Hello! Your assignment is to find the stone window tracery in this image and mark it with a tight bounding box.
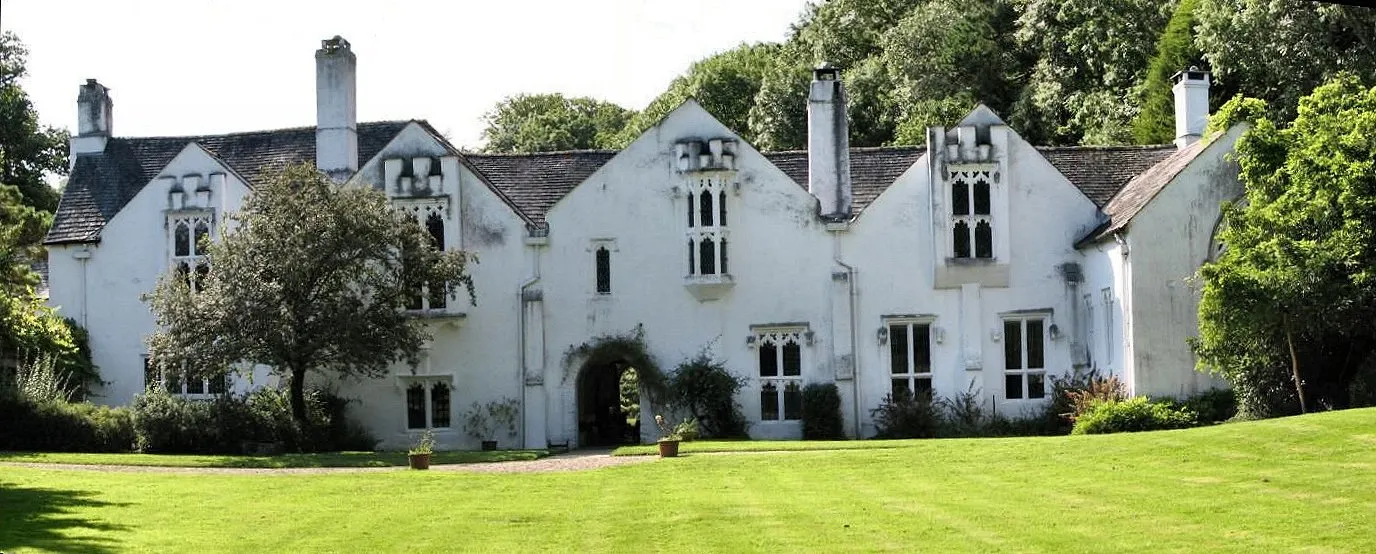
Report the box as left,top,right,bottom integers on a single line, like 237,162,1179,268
686,176,730,278
168,213,213,292
950,169,994,259
395,198,450,312
755,328,804,421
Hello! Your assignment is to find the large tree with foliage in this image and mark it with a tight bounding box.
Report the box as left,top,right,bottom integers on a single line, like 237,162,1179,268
0,32,68,213
146,164,477,424
479,93,633,153
1194,75,1376,417
1131,0,1203,144
1014,0,1173,145
1195,0,1376,125
614,43,779,147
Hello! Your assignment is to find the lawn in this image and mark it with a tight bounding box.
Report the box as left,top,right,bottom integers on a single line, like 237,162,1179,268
3,409,1375,553
0,449,547,468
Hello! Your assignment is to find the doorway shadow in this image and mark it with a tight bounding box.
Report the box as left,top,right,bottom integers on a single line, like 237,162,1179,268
0,481,131,553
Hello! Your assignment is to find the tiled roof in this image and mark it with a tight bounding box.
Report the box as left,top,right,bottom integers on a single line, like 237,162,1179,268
45,121,409,244
1037,145,1177,207
1078,139,1211,245
763,146,927,215
464,151,619,226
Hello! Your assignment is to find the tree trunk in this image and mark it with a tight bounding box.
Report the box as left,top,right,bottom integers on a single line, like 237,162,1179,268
1285,325,1307,414
289,366,309,426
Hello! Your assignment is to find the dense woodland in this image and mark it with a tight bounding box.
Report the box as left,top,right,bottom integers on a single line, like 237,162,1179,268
480,0,1376,153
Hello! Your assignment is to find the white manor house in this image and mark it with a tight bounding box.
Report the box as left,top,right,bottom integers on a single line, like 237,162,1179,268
45,37,1240,449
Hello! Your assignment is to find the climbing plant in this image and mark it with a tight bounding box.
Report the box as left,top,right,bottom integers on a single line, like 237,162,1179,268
563,326,668,405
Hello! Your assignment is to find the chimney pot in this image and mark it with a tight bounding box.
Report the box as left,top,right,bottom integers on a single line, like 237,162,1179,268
1172,67,1211,148
316,36,358,180
807,61,852,219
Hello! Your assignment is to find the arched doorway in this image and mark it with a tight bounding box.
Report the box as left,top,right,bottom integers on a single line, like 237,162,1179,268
576,362,642,446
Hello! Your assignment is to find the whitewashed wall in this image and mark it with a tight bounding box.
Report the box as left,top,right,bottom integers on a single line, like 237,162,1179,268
47,145,272,406
1121,127,1244,397
844,119,1103,435
339,123,532,451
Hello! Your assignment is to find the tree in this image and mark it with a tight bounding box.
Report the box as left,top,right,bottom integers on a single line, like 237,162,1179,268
479,93,633,153
146,164,477,425
882,0,1025,145
1014,0,1173,145
1131,0,1203,144
1194,76,1376,417
0,32,68,213
614,43,779,147
1195,0,1376,125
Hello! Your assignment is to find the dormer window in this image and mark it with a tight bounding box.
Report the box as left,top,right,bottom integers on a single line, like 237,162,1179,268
686,176,729,277
951,169,993,259
395,199,450,312
169,213,212,291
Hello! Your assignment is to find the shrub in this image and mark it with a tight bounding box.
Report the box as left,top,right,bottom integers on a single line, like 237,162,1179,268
132,386,374,454
0,399,134,452
668,352,748,438
871,391,942,439
1179,388,1237,424
1071,397,1198,435
801,383,845,440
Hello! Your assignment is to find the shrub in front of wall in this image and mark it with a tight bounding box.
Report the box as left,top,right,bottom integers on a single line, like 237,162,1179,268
1178,388,1237,424
800,383,845,440
870,391,942,439
1071,397,1199,435
668,352,749,439
0,399,135,452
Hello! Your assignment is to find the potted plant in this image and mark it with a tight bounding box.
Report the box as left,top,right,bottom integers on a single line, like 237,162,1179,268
464,398,520,451
654,415,682,458
408,429,435,470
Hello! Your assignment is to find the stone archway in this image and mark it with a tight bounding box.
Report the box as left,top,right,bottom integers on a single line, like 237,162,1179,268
576,361,642,447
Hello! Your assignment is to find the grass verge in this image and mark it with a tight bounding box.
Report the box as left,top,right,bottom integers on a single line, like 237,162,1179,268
0,449,547,468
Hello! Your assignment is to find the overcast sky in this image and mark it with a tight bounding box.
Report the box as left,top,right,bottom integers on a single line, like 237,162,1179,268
4,0,810,149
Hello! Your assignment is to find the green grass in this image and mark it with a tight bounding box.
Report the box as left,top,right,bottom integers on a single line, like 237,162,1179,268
4,409,1376,553
0,449,547,468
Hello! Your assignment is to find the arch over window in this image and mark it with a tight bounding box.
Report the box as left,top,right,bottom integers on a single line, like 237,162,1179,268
174,222,190,257
975,220,993,259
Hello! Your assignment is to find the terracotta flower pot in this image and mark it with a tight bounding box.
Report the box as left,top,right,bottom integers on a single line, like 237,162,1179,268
408,453,431,470
657,439,680,458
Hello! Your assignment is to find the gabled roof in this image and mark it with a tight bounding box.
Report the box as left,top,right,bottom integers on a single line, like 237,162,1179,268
1037,145,1177,207
45,121,410,244
464,150,619,226
763,146,927,215
1077,139,1212,245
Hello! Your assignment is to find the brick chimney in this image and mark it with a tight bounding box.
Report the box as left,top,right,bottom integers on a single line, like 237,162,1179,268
316,36,358,180
807,63,852,220
1173,67,1210,149
72,79,112,158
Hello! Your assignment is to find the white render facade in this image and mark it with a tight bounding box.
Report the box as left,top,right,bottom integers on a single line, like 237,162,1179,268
45,39,1240,450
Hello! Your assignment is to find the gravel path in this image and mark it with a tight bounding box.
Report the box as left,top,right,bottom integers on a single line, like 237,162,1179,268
0,449,654,475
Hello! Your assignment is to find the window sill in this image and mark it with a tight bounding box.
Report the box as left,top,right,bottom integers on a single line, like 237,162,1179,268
684,273,734,301
404,309,467,326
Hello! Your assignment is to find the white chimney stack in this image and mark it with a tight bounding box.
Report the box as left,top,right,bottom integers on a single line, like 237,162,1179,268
72,79,112,159
1172,67,1210,149
807,63,852,220
316,36,358,180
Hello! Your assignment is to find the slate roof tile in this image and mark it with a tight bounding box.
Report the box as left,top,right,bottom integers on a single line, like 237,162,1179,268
1078,139,1211,245
463,151,619,226
45,121,409,244
1037,145,1177,207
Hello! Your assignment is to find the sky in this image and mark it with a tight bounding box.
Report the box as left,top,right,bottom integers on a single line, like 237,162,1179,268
3,0,811,149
